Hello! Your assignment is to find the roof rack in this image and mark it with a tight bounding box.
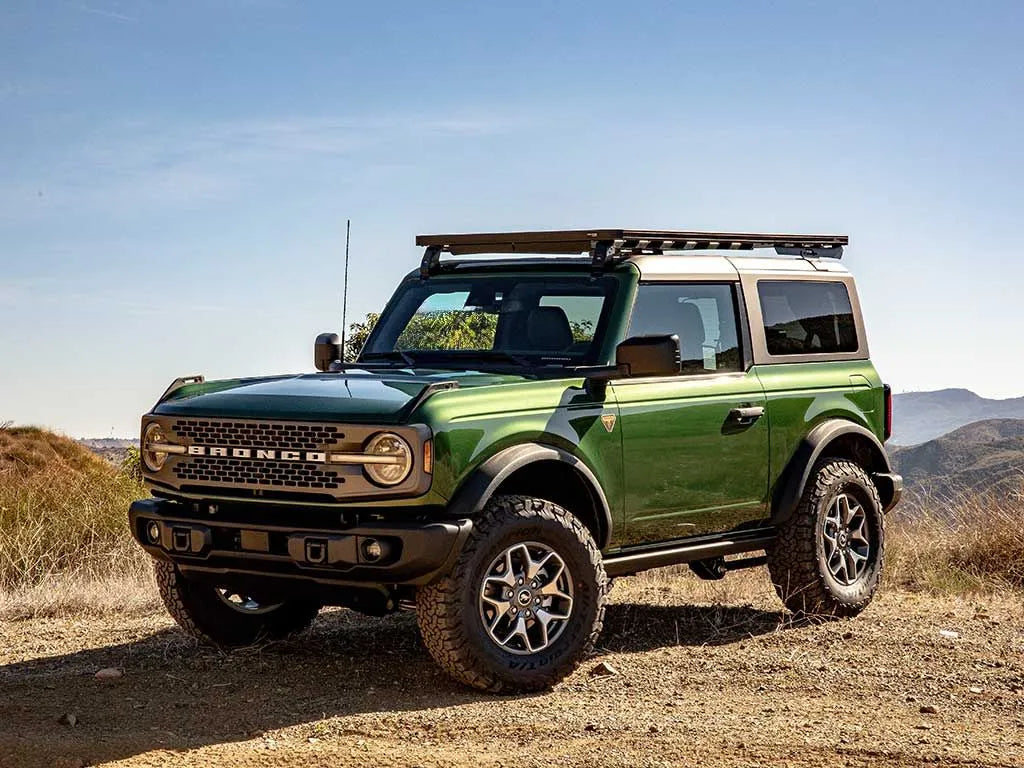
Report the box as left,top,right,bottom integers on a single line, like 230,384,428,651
416,229,847,277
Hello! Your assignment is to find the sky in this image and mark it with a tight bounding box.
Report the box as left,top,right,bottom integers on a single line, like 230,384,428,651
1,1,1022,437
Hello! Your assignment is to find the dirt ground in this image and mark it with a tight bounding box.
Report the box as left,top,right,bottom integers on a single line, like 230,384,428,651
1,571,1022,768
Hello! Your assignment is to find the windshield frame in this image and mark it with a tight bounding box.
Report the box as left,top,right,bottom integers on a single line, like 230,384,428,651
359,268,633,370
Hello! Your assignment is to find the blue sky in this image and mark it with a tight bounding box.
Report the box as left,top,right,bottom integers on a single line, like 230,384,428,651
1,1,1022,437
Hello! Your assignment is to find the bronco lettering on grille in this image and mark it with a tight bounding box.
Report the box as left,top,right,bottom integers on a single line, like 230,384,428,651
186,445,329,463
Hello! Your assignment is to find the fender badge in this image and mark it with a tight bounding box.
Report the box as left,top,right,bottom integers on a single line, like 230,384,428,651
601,414,616,432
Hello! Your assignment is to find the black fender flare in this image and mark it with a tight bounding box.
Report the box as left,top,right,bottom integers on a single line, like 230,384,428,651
445,443,613,549
773,419,896,524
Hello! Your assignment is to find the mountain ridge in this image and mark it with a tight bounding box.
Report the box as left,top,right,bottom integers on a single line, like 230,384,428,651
890,418,1024,503
891,388,1024,445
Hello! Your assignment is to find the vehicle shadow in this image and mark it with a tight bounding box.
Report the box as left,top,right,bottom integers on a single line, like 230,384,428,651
0,600,790,767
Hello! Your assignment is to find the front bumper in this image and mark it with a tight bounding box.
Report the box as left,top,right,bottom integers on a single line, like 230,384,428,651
129,498,472,588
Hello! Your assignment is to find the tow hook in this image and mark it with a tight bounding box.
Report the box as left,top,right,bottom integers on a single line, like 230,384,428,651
140,519,211,556
304,538,328,565
172,527,192,552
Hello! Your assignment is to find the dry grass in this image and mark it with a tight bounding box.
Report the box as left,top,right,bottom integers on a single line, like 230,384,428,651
0,426,150,617
887,491,1023,593
0,568,158,620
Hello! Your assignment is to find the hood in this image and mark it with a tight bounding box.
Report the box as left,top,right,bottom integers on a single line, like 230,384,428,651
152,369,527,423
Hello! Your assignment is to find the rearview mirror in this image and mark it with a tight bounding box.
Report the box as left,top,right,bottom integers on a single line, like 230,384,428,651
615,334,681,377
314,332,342,372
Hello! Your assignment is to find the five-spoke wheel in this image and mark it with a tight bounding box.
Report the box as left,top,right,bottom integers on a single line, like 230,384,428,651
767,459,884,617
821,493,872,586
479,542,574,655
417,495,607,692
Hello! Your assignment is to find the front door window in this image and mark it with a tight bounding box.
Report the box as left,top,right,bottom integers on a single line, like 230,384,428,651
627,283,742,374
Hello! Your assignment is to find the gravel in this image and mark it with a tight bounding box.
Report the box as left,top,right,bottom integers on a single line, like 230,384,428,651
1,572,1021,767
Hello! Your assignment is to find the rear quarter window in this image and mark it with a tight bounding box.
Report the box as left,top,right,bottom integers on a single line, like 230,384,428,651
757,280,858,356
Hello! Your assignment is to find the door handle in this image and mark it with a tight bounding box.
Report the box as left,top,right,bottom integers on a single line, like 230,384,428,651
728,406,765,425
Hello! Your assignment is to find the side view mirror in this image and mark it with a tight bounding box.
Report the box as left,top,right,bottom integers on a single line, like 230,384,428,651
314,332,342,372
615,334,681,377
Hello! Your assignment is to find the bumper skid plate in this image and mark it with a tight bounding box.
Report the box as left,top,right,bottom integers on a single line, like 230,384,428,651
129,498,471,587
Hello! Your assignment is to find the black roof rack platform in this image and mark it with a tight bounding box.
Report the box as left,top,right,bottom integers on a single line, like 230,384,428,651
416,229,847,277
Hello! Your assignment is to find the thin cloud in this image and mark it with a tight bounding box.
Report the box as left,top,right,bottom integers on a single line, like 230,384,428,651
74,4,136,22
1,111,530,219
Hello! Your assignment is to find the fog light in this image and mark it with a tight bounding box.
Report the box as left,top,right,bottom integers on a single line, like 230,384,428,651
362,538,383,562
147,521,161,544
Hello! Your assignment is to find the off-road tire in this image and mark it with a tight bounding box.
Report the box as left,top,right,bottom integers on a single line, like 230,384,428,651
417,495,607,693
767,458,884,618
155,560,321,646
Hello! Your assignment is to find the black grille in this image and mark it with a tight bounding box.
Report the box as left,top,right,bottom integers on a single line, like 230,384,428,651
173,457,344,490
171,419,343,451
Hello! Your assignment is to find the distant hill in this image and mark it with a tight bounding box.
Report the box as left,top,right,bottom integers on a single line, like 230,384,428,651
0,427,145,589
891,389,1024,445
78,437,137,464
890,419,1024,504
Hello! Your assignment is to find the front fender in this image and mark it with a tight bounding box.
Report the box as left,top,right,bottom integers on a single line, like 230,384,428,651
444,443,613,548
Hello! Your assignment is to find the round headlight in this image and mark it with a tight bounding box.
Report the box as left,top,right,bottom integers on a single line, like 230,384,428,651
364,433,413,486
142,422,170,472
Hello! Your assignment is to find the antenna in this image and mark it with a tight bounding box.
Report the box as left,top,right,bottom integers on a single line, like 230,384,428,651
341,219,351,361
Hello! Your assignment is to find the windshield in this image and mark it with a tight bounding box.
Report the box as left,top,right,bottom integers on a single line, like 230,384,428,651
361,273,622,367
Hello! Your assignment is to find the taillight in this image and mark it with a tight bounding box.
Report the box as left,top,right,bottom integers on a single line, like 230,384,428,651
883,384,893,442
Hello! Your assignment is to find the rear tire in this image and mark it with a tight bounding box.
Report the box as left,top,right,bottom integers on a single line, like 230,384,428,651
155,560,321,646
767,459,884,618
417,495,607,693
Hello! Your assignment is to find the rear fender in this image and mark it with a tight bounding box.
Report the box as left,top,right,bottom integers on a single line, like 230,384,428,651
773,419,898,523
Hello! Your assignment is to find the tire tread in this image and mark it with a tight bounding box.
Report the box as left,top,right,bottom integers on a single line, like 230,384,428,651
767,459,884,618
155,560,320,646
417,495,607,693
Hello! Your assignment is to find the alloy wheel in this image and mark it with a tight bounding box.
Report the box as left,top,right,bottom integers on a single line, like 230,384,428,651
821,492,872,586
478,542,574,655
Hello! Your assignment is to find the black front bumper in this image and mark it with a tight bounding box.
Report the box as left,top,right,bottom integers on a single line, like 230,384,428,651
129,498,472,588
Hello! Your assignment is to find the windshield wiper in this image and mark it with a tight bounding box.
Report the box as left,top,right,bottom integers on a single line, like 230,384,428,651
362,349,540,370
360,350,416,366
452,350,536,367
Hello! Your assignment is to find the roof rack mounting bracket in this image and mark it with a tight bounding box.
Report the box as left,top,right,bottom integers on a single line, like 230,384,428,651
420,245,443,279
774,245,844,260
590,239,617,275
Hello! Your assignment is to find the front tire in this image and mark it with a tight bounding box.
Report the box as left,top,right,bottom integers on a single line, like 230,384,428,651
417,495,607,692
767,459,885,618
155,561,321,646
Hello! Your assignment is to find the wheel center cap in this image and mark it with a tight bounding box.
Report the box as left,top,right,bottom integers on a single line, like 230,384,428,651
837,530,850,548
517,589,532,606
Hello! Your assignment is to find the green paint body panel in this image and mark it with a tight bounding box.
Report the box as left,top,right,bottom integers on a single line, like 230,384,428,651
146,263,891,552
611,370,768,544
416,378,624,541
754,360,885,505
155,371,525,423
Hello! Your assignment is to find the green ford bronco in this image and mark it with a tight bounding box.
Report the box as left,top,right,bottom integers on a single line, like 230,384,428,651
130,228,902,692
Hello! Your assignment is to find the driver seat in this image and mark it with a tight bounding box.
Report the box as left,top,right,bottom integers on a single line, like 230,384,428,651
526,306,574,352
